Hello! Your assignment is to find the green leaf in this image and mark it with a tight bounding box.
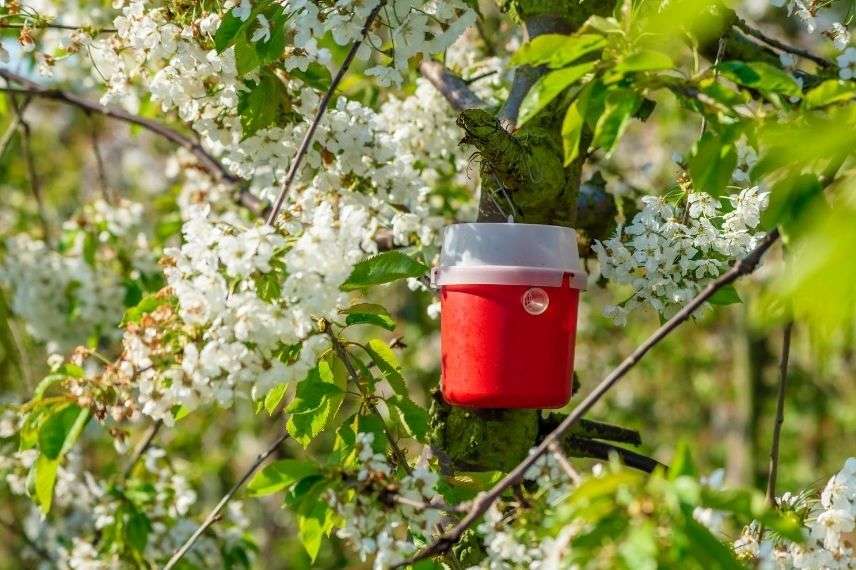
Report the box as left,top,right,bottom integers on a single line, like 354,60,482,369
687,131,737,197
609,49,673,81
354,414,388,453
214,11,248,52
389,395,429,441
341,303,396,331
718,60,802,98
761,173,823,236
804,79,856,109
518,62,596,126
234,34,260,75
122,293,168,326
510,33,606,69
340,251,428,291
591,88,642,156
286,361,345,447
238,72,283,137
708,284,741,306
247,458,320,496
668,441,697,480
619,522,657,570
289,62,333,92
125,510,151,552
683,517,744,570
364,339,406,396
296,480,334,561
39,405,83,459
562,99,585,165
264,383,287,415
82,232,97,267
34,454,58,514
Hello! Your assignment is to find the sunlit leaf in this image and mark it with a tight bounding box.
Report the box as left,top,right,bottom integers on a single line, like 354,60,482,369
590,88,642,156
341,251,428,291
364,339,407,396
718,60,802,98
804,80,856,109
247,458,320,496
518,62,596,126
341,303,396,331
688,130,737,197
510,33,606,69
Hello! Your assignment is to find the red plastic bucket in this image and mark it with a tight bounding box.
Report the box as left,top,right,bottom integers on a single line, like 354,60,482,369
433,223,586,409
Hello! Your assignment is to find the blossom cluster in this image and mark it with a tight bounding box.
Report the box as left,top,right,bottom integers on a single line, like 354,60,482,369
593,185,770,324
0,444,251,568
734,458,856,569
473,453,577,570
757,0,854,78
0,199,157,353
329,432,445,568
31,0,480,424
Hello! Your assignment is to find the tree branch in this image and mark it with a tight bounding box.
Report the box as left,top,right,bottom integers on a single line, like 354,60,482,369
0,21,116,33
0,69,239,185
418,60,487,111
327,330,412,474
563,435,665,474
7,93,52,245
395,229,781,567
732,18,831,69
765,321,794,506
497,15,570,132
121,420,162,480
163,430,289,570
265,0,386,225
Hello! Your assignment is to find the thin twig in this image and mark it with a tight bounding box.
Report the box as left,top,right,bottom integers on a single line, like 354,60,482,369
327,331,412,475
733,19,831,69
0,21,117,33
121,420,162,480
8,94,52,245
86,112,113,204
393,495,468,514
765,321,794,506
265,1,386,225
547,441,582,485
163,430,289,570
0,516,55,566
419,60,486,111
0,69,238,185
394,229,781,567
0,96,31,157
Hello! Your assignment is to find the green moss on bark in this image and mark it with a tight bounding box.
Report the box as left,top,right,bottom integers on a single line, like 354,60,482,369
496,0,616,27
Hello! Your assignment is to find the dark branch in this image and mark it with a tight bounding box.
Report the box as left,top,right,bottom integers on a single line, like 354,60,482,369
765,321,794,506
0,69,239,185
0,21,117,33
163,430,289,570
265,0,386,224
733,18,831,69
563,435,665,474
419,60,487,111
395,229,781,567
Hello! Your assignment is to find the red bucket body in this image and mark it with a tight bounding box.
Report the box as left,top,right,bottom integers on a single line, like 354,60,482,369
440,275,580,409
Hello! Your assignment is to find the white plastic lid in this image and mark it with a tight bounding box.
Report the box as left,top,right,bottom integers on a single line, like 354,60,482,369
434,223,587,289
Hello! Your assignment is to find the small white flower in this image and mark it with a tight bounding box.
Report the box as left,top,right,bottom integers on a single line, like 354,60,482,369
829,22,850,51
232,0,252,22
250,14,271,44
836,46,856,80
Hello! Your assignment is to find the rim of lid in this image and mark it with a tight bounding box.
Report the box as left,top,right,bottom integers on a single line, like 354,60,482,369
432,265,588,290
439,222,583,273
